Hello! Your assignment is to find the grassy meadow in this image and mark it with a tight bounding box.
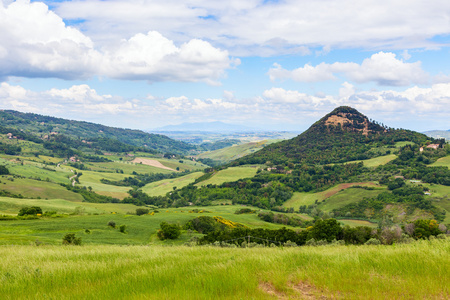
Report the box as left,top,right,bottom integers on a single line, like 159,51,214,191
198,166,258,186
0,197,100,216
0,177,83,201
348,154,397,167
142,171,203,196
0,240,449,299
196,140,276,163
0,205,294,245
431,155,450,168
282,182,381,209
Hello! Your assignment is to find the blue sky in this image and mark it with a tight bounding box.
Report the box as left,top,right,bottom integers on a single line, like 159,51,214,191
1,0,450,132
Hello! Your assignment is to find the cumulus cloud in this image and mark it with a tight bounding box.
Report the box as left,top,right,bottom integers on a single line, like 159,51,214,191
104,32,236,83
53,0,450,55
0,1,235,83
0,82,135,116
269,52,429,86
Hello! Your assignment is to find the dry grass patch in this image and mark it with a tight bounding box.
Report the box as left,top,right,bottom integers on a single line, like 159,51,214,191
131,158,176,171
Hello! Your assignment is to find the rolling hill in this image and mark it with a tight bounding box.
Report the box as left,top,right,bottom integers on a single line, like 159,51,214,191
235,106,432,166
0,106,448,248
0,110,196,154
136,106,449,224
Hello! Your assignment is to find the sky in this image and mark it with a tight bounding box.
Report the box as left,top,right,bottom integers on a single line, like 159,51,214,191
1,0,450,132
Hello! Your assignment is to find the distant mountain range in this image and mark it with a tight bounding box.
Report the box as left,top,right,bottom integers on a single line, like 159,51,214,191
423,130,450,140
152,121,256,133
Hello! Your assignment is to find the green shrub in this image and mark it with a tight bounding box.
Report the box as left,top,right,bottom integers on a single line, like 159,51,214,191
108,220,116,228
157,222,181,240
18,206,42,216
365,238,381,245
62,233,82,245
136,208,149,216
119,225,127,233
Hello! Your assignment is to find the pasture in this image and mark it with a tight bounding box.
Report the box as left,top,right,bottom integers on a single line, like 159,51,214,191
431,155,450,168
318,187,385,211
142,172,203,196
0,240,448,299
0,177,83,201
0,197,102,216
282,182,381,209
196,140,276,163
349,154,397,167
198,166,258,186
0,205,292,245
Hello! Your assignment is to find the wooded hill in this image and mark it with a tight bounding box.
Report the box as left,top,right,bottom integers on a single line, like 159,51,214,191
235,106,434,165
0,110,196,155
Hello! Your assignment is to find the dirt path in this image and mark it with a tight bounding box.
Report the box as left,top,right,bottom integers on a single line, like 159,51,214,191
131,158,176,171
259,282,330,299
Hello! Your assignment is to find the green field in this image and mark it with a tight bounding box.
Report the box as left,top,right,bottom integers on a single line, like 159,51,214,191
0,205,294,245
347,154,397,167
338,219,378,228
283,182,380,209
431,155,450,168
0,197,102,216
421,183,450,223
77,170,131,199
85,160,174,174
318,187,385,211
395,141,415,147
0,240,448,299
198,166,258,186
142,172,203,196
0,177,83,201
0,157,73,184
197,140,277,162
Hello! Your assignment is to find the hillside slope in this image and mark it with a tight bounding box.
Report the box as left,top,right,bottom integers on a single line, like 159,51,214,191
0,110,195,154
236,106,431,165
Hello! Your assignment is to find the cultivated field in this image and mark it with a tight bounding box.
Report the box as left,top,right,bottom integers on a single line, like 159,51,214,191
0,240,448,299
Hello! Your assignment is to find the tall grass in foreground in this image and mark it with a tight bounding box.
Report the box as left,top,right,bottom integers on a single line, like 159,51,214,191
0,239,449,299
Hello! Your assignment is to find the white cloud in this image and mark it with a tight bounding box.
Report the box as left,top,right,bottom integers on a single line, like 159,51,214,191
53,0,450,55
0,1,234,83
0,82,133,116
1,81,449,130
269,52,429,86
104,33,237,83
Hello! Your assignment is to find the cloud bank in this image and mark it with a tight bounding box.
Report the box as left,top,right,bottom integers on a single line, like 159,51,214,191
1,81,448,130
0,1,235,82
269,52,429,86
53,0,450,55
